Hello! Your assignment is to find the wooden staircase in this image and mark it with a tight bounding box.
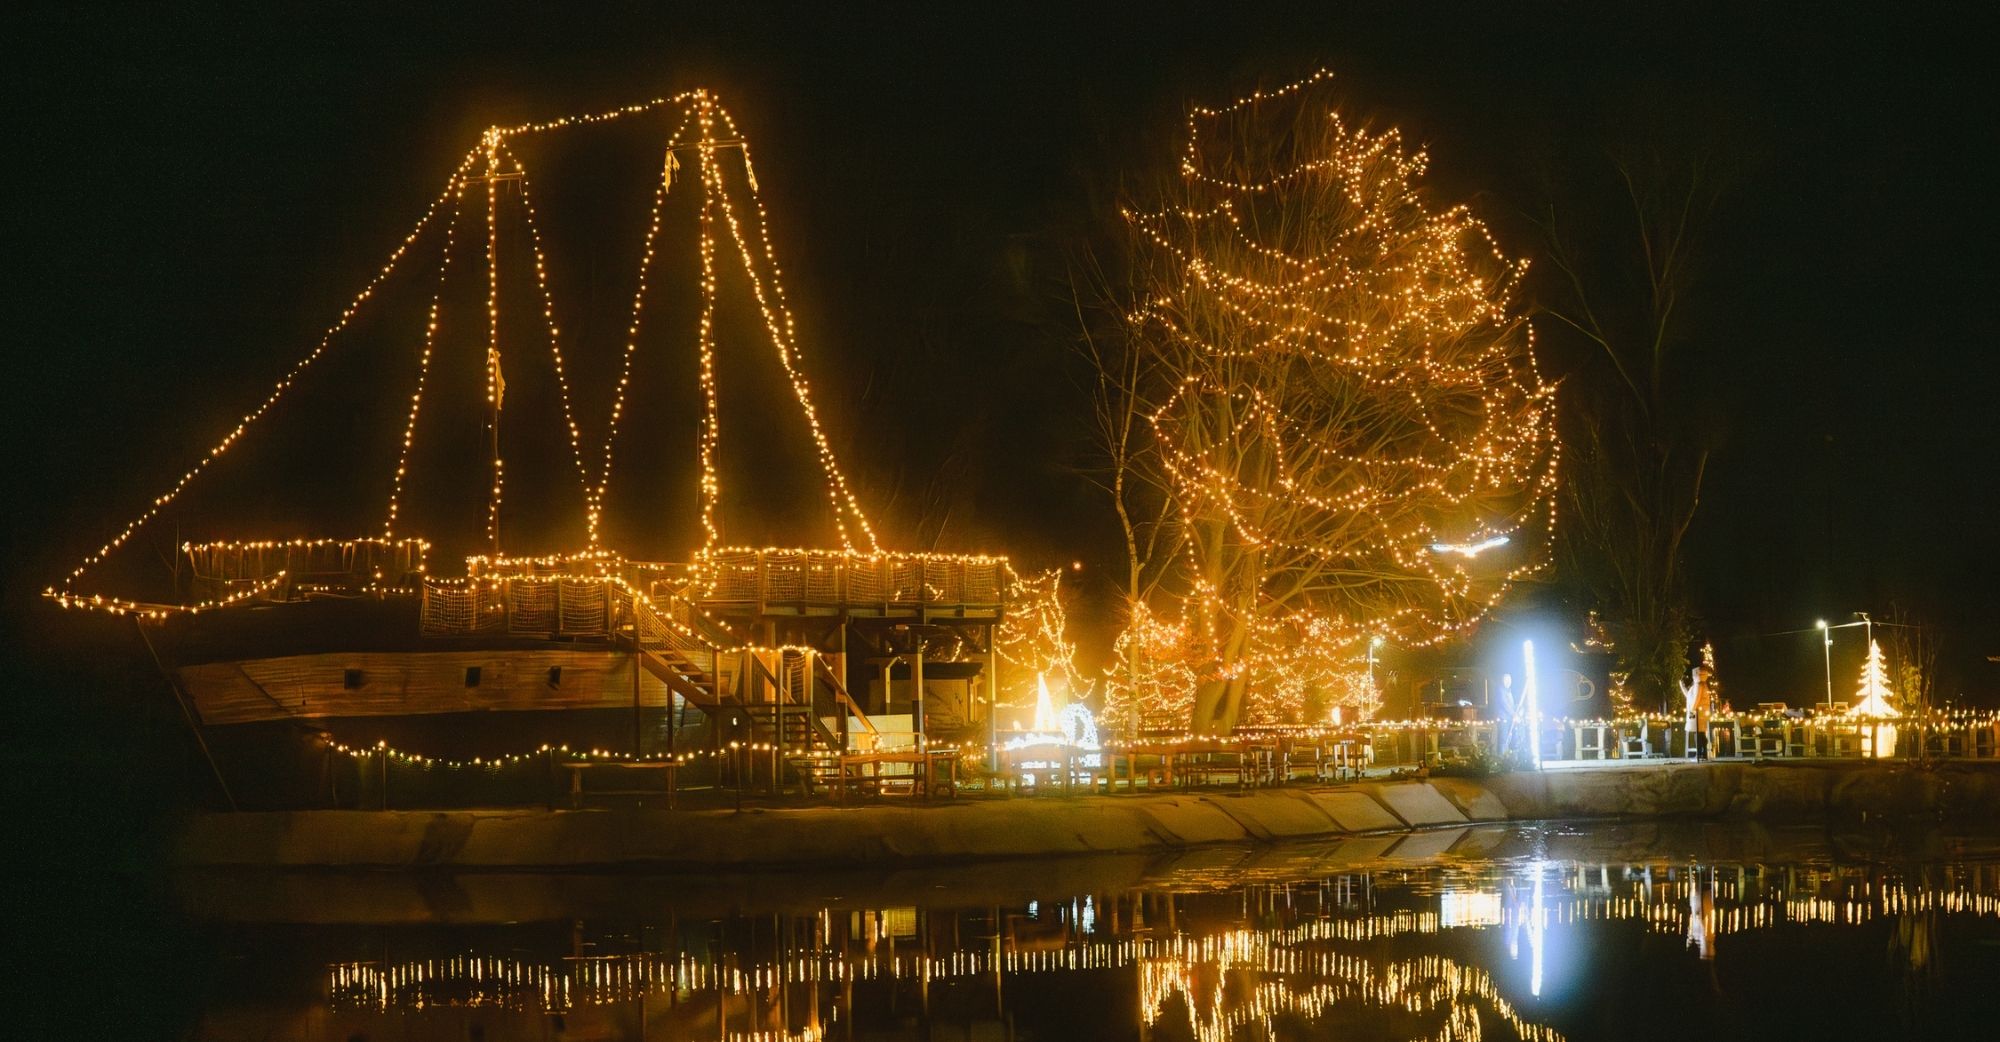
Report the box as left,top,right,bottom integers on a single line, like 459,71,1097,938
623,589,877,790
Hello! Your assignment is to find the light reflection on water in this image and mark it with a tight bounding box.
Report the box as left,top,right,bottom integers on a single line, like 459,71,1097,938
185,825,2000,1041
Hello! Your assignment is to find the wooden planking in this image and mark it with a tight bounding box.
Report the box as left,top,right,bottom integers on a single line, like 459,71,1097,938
182,649,674,725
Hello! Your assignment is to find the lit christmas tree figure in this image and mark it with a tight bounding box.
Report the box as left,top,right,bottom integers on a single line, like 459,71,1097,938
1852,638,1899,759
1852,639,1898,718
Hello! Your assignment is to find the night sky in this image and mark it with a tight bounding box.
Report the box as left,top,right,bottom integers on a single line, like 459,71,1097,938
5,4,1997,702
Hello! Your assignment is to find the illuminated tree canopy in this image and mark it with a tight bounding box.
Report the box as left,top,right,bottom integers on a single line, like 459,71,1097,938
1100,72,1560,732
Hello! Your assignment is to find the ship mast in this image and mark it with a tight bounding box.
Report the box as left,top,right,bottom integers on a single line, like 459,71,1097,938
474,128,521,556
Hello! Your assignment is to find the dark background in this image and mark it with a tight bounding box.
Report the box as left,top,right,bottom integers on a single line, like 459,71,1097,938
4,3,1998,782
0,5,1996,1031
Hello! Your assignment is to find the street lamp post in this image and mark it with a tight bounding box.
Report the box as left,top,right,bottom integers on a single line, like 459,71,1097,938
1816,619,1833,711
1367,636,1384,705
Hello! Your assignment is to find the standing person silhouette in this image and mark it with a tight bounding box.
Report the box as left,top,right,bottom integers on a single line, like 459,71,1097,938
1682,664,1714,760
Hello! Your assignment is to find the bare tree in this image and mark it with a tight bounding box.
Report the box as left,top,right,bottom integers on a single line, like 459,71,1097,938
1093,74,1560,733
1884,604,1940,717
1537,144,1733,712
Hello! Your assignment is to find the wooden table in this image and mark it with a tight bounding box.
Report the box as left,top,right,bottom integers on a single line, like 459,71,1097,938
563,760,677,808
833,749,957,800
1109,742,1237,791
1291,738,1364,781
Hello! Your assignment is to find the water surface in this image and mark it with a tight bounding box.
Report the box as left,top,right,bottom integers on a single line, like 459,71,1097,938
163,824,2000,1040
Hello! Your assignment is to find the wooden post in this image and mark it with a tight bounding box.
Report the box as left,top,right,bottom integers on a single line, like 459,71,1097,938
837,621,850,753
988,623,1001,773
913,643,926,751
772,652,786,797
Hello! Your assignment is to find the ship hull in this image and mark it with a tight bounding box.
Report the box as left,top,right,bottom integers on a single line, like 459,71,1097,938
149,597,709,809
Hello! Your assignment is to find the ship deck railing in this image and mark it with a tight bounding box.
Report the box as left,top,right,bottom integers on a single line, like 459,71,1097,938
693,549,1008,619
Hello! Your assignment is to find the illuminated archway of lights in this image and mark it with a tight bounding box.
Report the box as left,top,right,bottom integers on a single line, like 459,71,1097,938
48,88,899,615
1106,69,1560,726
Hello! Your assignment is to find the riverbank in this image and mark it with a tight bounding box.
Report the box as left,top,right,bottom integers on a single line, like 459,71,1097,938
177,760,2000,871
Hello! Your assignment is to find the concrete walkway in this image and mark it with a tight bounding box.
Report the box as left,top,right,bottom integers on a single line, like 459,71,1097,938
177,760,2000,870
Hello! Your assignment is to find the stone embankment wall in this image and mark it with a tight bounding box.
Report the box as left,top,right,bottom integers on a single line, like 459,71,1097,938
178,761,2000,870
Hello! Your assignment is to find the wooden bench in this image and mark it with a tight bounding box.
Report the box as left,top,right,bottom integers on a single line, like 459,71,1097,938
563,760,678,808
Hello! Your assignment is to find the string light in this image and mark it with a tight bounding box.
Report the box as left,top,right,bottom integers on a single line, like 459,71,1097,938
495,141,596,522
51,90,908,614
693,92,878,553
995,568,1089,714
49,148,480,602
588,131,685,545
1111,70,1559,728
482,129,506,555
489,116,699,547
47,570,289,619
694,114,727,550
322,735,780,769
384,185,465,538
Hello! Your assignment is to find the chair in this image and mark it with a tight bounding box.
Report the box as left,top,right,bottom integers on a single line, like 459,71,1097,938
1742,727,1781,759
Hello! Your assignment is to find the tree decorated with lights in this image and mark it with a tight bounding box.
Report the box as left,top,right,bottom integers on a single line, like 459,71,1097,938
1853,639,1897,718
1100,72,1559,732
994,569,1089,719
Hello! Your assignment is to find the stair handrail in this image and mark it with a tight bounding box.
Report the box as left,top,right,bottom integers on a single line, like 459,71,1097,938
620,582,719,680
813,653,877,735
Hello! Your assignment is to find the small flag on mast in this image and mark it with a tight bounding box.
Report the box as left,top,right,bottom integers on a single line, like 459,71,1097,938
489,347,506,410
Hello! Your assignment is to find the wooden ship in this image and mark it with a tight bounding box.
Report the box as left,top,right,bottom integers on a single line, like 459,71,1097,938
47,91,1014,808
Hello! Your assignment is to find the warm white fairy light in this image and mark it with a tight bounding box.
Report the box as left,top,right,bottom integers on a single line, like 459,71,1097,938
693,118,728,551
489,111,700,548
1112,70,1559,727
52,90,976,614
493,89,878,556
49,148,480,602
482,129,506,555
584,134,683,545
495,141,596,520
384,186,465,538
48,570,291,619
994,569,1088,712
695,93,878,553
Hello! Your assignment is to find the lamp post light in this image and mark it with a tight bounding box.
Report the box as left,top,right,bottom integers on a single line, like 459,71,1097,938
1357,635,1385,724
1522,639,1541,770
1815,616,1872,714
1816,619,1833,712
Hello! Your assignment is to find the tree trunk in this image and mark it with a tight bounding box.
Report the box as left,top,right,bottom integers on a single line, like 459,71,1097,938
1190,609,1252,735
